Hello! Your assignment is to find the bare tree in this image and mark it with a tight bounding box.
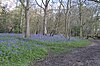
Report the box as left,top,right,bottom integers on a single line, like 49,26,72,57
35,0,50,35
78,0,83,37
53,0,62,34
19,0,30,38
59,0,71,38
78,0,87,37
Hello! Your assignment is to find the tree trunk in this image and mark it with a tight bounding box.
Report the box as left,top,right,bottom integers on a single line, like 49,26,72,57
24,8,30,38
24,0,30,38
79,0,83,38
64,0,71,38
19,8,23,33
43,9,47,35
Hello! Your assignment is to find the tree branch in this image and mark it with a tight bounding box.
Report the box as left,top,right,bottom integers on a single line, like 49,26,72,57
45,0,50,8
28,3,37,9
59,0,65,9
35,0,44,9
47,0,51,4
42,0,45,6
19,0,25,8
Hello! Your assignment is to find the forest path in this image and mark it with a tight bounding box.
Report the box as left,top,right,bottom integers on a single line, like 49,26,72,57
32,40,100,66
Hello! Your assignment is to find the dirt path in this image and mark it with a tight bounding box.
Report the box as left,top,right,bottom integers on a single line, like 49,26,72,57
33,40,100,66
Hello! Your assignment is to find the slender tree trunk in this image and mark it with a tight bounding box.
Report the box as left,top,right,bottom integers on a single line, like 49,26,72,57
64,0,71,38
35,0,50,35
20,8,23,33
22,13,25,37
36,16,39,34
79,0,83,38
57,4,61,34
19,8,23,33
43,9,47,35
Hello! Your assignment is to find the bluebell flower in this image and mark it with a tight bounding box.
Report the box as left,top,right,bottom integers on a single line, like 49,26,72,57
0,51,2,54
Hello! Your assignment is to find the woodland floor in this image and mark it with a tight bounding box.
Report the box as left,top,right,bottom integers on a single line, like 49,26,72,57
30,40,100,66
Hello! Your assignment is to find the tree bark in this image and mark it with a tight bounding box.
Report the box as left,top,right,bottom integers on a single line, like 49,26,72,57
19,0,30,38
43,9,47,35
35,0,50,35
24,0,30,38
24,7,30,38
79,0,83,38
64,0,71,38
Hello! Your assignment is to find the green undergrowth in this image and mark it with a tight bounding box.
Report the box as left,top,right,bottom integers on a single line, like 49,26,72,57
0,37,90,66
28,39,90,47
26,39,90,54
37,40,90,53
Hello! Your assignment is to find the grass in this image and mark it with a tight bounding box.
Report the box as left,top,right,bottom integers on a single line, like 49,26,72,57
0,36,90,66
42,40,90,54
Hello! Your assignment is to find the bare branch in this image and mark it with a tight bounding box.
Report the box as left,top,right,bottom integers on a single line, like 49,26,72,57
82,0,87,4
45,0,50,8
28,3,36,9
47,0,51,3
59,0,65,9
26,0,30,10
42,0,45,6
35,0,44,9
19,0,25,8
